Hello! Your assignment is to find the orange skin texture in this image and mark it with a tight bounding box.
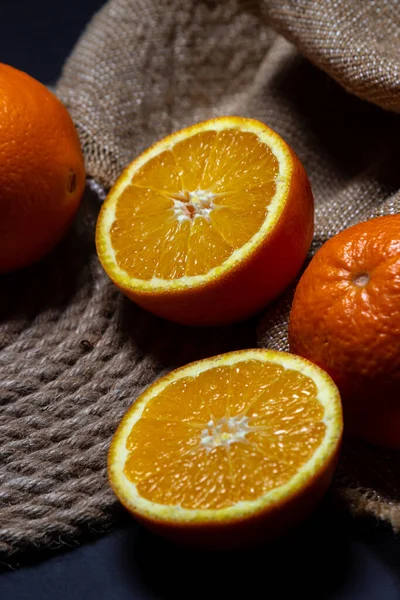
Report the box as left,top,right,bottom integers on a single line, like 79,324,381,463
289,215,400,448
0,63,85,273
97,134,314,326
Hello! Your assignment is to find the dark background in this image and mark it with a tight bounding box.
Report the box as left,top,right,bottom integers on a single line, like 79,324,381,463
0,1,400,598
0,0,104,85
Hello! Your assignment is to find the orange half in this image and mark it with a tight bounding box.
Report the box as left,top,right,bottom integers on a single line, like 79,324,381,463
96,117,314,325
108,349,342,548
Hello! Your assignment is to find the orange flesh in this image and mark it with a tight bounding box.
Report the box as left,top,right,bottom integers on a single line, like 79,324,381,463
125,360,325,509
110,130,279,280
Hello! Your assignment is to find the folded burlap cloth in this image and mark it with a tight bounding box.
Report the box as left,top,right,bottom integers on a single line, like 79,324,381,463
1,0,400,557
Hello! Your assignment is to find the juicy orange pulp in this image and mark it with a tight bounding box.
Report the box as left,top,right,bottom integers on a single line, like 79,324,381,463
125,360,325,509
110,129,279,280
109,350,342,547
97,117,314,325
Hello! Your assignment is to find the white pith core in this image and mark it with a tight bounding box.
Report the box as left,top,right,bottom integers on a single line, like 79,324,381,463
200,415,253,449
172,189,216,222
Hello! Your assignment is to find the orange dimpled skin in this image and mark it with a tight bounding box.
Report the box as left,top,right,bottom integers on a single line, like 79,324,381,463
0,63,85,273
289,215,400,448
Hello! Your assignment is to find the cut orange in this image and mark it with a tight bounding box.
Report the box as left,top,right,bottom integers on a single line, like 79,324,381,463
108,349,342,548
96,117,313,325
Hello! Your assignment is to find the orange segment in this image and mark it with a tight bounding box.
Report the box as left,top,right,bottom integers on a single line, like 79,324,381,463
200,130,279,193
132,150,181,193
185,217,234,276
96,117,314,325
210,192,274,248
108,349,342,547
171,130,217,191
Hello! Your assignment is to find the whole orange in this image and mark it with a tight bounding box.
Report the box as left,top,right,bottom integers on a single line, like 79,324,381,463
289,215,400,448
0,63,85,273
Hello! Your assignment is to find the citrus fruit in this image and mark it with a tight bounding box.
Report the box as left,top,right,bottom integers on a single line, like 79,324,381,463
108,349,342,548
96,117,313,325
0,63,85,274
289,215,400,449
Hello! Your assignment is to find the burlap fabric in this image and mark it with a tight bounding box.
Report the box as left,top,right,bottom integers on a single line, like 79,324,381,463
1,0,400,556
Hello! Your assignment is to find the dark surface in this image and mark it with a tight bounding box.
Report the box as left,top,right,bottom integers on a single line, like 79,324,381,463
1,1,400,598
2,502,400,599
